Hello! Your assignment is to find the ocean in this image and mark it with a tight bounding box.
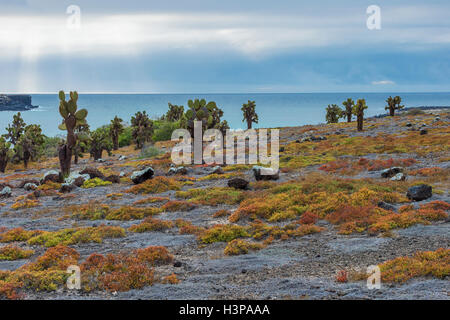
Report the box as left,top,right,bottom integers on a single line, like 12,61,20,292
1,92,449,137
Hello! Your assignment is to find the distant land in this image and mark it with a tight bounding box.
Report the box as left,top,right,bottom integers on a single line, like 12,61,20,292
0,94,38,111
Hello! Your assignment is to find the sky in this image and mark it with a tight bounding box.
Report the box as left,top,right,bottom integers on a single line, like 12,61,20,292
0,0,450,93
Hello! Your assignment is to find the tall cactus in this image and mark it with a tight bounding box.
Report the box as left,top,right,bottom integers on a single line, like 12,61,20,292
385,96,404,116
0,137,12,173
110,116,124,150
4,112,26,146
58,90,88,176
131,111,153,149
181,99,228,136
325,104,343,124
164,103,184,122
15,124,44,169
352,99,368,131
342,98,354,122
241,100,258,129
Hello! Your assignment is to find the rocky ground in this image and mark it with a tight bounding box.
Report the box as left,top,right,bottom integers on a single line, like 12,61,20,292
0,108,449,300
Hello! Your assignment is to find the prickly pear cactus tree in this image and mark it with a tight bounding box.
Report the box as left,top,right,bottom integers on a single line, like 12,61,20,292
90,126,112,160
0,137,12,173
342,98,354,123
165,103,184,122
131,111,153,149
15,124,44,169
4,112,26,146
58,90,88,176
110,116,124,150
181,99,228,136
385,96,404,116
353,99,368,131
73,123,90,165
241,100,258,129
325,104,343,124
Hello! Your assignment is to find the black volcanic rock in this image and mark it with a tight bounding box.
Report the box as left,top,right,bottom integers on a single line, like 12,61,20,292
0,94,38,111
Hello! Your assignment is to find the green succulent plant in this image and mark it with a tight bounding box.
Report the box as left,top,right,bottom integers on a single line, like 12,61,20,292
57,90,88,176
181,99,228,136
241,100,258,129
385,96,404,116
73,123,90,164
89,126,112,160
164,103,184,122
3,112,26,146
110,116,124,150
353,99,368,131
342,98,355,123
325,104,344,124
15,124,45,169
0,136,13,173
131,111,153,149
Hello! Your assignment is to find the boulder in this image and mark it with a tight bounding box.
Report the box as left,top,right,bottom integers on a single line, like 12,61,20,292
406,184,432,201
105,175,121,184
73,177,86,187
227,178,249,190
59,183,76,193
80,167,105,180
211,166,224,175
42,170,62,184
65,172,90,185
96,158,105,163
420,129,428,135
119,171,126,177
381,167,403,178
390,172,406,181
405,122,412,127
377,201,396,212
252,165,279,181
17,179,40,188
118,155,127,161
0,186,12,198
167,166,188,176
23,183,38,191
131,167,154,184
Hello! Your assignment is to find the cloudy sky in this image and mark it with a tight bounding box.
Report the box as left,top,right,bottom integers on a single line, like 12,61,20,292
1,0,450,93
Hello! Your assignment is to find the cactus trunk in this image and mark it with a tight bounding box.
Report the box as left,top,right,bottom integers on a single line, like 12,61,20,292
357,115,363,131
112,134,119,150
389,107,395,116
59,144,72,176
0,157,7,173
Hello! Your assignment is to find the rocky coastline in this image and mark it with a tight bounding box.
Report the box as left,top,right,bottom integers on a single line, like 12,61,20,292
0,94,38,111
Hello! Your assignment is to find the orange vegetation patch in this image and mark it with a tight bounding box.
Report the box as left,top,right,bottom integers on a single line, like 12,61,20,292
319,157,416,175
133,196,169,205
11,199,40,210
409,167,444,177
379,248,449,283
0,245,34,261
81,246,173,292
327,201,449,235
128,217,174,233
126,176,181,194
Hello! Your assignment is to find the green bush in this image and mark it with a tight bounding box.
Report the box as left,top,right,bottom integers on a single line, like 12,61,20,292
118,127,132,147
152,121,180,142
139,145,164,159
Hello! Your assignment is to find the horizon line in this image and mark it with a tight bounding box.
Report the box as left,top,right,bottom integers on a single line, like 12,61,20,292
3,91,450,95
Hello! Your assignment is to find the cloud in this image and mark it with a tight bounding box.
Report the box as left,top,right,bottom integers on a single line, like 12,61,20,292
1,4,450,61
372,80,396,85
